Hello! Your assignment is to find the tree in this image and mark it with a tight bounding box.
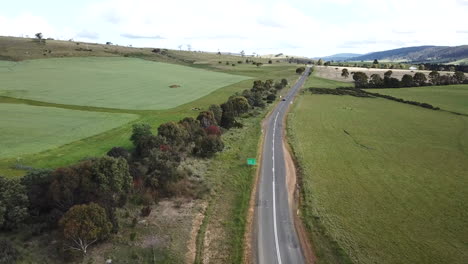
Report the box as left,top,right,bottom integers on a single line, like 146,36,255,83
296,67,305,74
197,111,217,128
413,72,427,86
48,157,131,214
20,169,54,218
208,104,223,124
418,64,425,70
0,176,29,230
268,59,272,64
454,71,465,83
240,50,245,57
384,70,393,78
281,78,288,86
198,135,224,158
373,59,379,65
317,59,323,65
107,147,130,160
130,123,152,146
59,203,111,255
0,239,19,264
429,71,440,84
369,74,383,88
157,122,189,147
224,96,250,116
256,62,263,67
401,74,414,87
341,68,349,78
352,72,369,88
35,32,43,40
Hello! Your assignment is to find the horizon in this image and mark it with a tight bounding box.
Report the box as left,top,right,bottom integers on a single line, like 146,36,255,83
1,0,468,57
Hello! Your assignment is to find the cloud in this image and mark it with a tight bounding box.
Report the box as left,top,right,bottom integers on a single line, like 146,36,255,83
1,0,468,56
121,33,165,39
76,30,99,40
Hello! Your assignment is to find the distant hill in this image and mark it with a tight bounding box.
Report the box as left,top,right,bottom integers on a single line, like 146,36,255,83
315,53,362,61
350,45,468,63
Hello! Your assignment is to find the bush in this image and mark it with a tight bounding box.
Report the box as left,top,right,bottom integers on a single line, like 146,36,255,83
107,147,130,160
140,206,151,217
0,176,29,230
0,239,18,264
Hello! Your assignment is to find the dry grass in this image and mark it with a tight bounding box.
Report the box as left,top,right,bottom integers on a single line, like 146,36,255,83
313,65,450,82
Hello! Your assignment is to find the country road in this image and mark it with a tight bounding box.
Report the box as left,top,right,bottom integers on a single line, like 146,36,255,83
255,67,311,264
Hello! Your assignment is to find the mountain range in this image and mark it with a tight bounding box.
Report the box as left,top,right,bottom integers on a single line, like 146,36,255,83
317,45,468,64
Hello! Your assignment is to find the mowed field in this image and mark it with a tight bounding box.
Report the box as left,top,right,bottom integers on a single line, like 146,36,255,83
368,84,468,115
288,92,468,263
0,57,250,110
0,103,137,158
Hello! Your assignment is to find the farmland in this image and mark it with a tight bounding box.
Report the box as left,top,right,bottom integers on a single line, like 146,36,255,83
368,84,468,115
0,103,137,158
0,57,250,110
313,65,442,82
288,81,468,263
0,35,300,263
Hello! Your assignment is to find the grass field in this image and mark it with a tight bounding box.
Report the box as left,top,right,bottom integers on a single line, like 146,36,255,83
305,73,351,88
288,94,468,264
0,62,296,177
368,84,468,115
0,57,250,110
0,103,137,159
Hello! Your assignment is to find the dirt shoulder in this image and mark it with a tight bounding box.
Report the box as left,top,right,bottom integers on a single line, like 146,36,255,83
282,97,317,264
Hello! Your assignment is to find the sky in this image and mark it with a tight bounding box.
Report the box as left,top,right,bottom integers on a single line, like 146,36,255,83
1,0,467,57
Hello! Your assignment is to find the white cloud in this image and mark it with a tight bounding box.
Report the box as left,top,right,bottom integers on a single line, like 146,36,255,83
0,0,467,56
0,13,57,38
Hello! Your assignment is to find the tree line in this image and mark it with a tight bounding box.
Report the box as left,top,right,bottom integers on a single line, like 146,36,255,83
349,69,467,88
0,75,291,261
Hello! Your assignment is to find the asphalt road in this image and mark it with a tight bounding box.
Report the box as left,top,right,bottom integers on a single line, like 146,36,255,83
255,67,311,264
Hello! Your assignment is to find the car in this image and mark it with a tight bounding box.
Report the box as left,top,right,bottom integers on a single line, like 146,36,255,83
282,98,286,101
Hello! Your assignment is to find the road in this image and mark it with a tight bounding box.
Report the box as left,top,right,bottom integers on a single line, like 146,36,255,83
255,67,311,264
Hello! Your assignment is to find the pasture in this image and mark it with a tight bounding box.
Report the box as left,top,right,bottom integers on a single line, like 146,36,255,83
313,65,442,82
0,103,137,159
0,57,250,110
288,92,468,263
368,84,468,115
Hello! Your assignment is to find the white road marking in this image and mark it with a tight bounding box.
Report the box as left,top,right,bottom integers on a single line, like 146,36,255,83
272,111,282,264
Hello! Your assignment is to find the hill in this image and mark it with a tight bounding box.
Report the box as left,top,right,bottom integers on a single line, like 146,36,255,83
315,53,363,61
350,45,468,63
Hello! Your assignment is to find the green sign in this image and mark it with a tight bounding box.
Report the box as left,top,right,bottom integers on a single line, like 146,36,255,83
247,158,257,165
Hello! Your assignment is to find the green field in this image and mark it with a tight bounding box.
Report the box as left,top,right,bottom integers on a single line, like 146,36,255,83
0,57,250,110
0,103,137,159
368,84,468,115
305,73,351,89
288,92,468,263
0,62,296,177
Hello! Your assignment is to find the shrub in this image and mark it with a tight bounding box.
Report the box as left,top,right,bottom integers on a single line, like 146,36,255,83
266,94,276,101
0,176,29,230
107,147,130,160
140,206,151,217
0,239,18,264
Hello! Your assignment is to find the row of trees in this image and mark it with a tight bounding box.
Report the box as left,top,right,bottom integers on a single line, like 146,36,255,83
350,69,466,88
0,75,291,259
